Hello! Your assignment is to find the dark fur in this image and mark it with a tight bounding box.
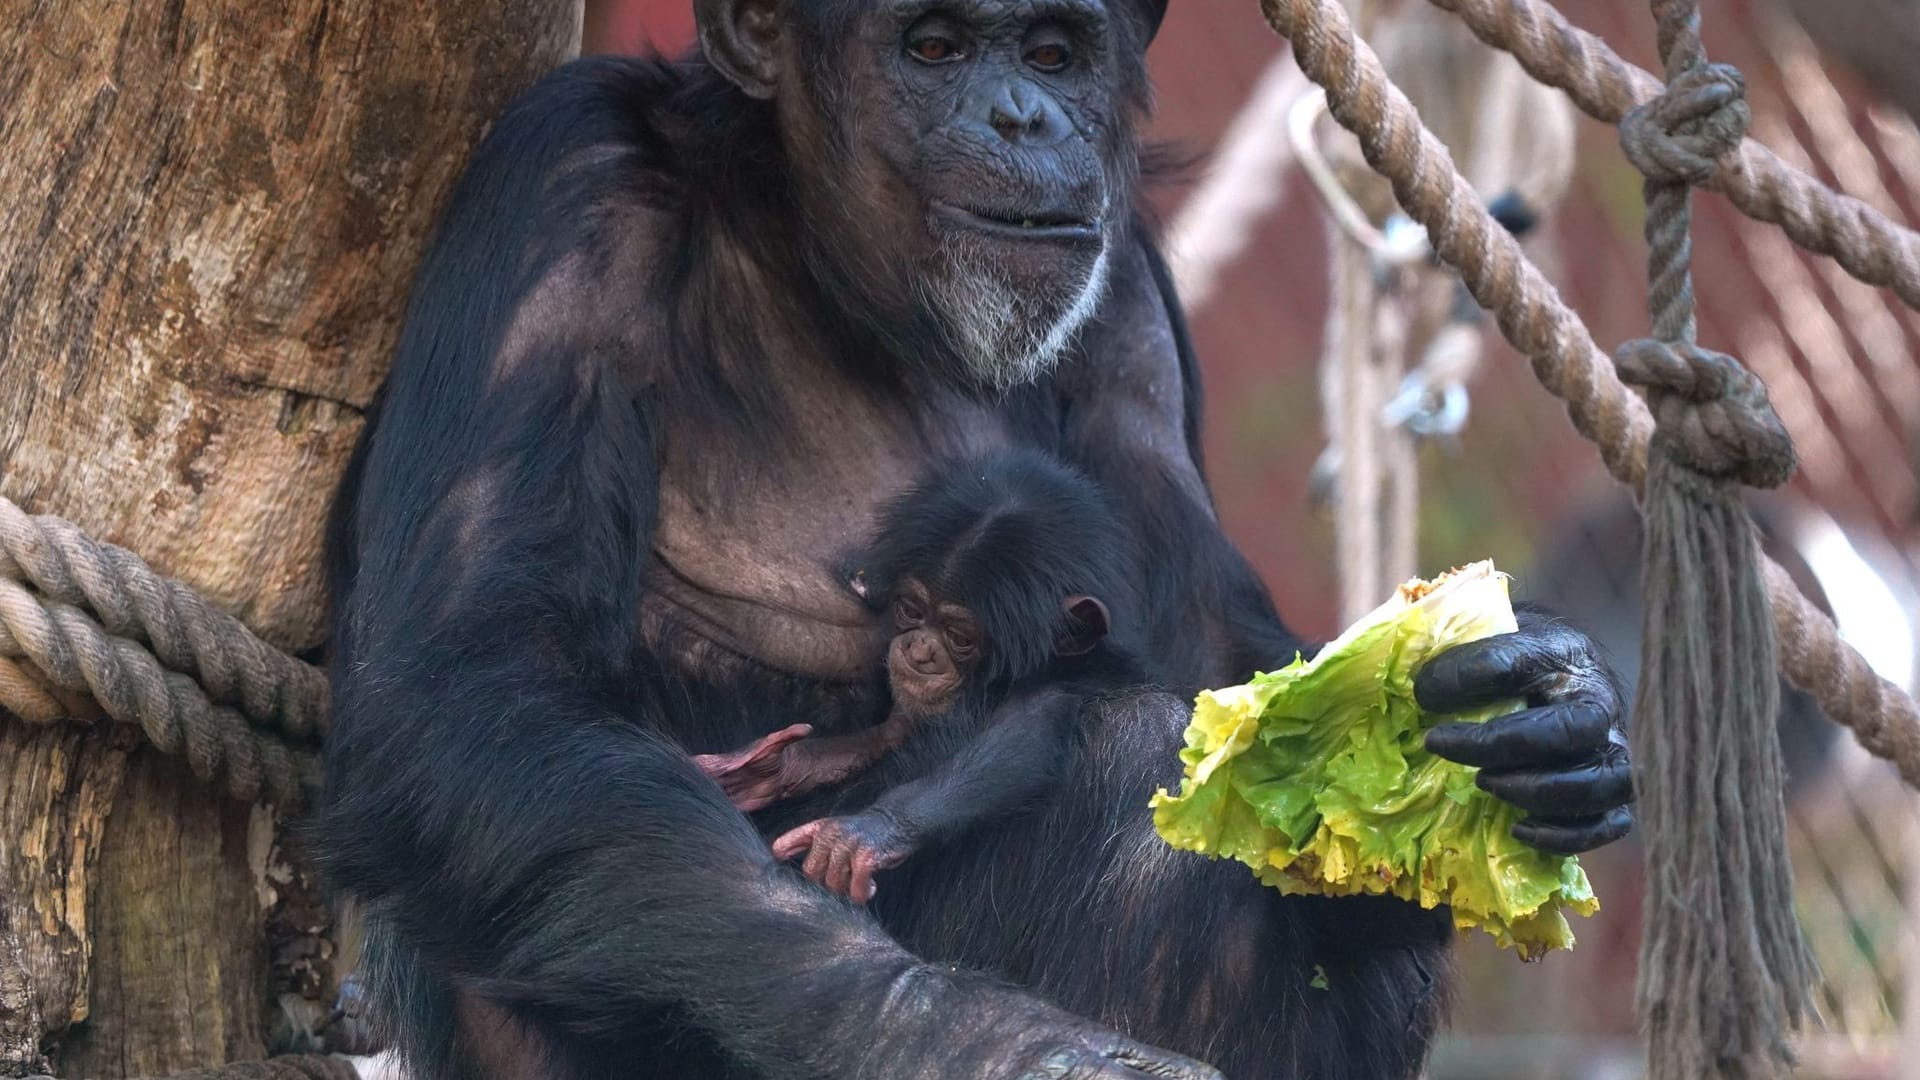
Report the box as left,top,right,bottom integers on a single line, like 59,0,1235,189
780,450,1155,878
832,455,1448,1078
319,7,1452,1077
860,448,1144,688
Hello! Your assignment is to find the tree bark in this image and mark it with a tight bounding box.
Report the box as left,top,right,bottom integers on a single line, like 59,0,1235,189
0,1,581,1074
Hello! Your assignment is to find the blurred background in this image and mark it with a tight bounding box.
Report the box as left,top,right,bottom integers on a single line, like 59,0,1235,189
587,2,1920,1076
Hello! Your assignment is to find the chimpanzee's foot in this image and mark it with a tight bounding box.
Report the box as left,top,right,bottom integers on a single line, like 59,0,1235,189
690,723,814,812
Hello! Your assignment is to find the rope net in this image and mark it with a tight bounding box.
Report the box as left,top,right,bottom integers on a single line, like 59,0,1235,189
1254,0,1920,1074
1257,0,1920,787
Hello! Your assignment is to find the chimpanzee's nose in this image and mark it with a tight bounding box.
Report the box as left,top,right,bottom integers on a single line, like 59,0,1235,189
986,81,1065,146
909,637,936,665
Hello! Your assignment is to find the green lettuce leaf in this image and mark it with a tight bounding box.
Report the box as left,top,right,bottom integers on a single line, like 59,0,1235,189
1149,561,1598,958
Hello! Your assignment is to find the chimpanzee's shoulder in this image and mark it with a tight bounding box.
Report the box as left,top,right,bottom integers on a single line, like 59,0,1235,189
462,54,748,212
1051,231,1194,432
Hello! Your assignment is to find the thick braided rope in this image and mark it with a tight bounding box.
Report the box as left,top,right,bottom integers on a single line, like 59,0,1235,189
0,655,79,723
1633,0,1719,345
0,574,321,807
1425,0,1920,312
0,497,328,741
1255,0,1920,786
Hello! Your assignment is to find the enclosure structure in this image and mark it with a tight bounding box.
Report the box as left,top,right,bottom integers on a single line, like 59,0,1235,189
3,0,1920,1068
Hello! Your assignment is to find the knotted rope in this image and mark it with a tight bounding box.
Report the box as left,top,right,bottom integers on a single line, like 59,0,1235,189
0,497,325,809
1425,0,1920,313
1614,4,1811,1075
1255,0,1920,794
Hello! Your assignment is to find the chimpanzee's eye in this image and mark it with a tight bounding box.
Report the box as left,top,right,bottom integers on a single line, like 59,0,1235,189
912,37,958,62
1025,42,1070,72
944,626,975,655
906,19,966,66
895,597,926,626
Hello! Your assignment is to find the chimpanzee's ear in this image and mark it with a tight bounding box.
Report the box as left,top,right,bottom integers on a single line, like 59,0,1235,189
1057,595,1111,656
695,0,783,100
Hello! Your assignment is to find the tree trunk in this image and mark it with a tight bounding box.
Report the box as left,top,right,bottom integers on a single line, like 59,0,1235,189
0,2,581,1074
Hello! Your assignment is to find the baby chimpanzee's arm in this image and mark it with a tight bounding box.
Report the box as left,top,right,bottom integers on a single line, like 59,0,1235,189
772,690,1079,902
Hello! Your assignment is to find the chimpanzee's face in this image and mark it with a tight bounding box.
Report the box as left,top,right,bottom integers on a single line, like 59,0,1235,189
785,0,1144,389
885,577,984,713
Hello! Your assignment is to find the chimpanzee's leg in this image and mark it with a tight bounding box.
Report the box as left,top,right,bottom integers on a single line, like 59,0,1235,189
872,689,1451,1080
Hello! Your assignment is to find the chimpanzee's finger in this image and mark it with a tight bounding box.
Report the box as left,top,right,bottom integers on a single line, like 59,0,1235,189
1424,700,1613,770
825,841,856,897
1512,806,1634,855
1413,625,1591,713
693,723,813,781
850,851,879,905
763,723,813,750
1474,754,1634,818
802,830,834,882
814,836,842,894
771,821,821,861
742,723,813,769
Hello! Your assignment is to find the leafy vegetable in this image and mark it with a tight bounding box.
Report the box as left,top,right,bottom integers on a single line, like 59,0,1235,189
1149,561,1597,958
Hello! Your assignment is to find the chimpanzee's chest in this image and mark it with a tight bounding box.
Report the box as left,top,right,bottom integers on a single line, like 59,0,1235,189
644,374,1032,682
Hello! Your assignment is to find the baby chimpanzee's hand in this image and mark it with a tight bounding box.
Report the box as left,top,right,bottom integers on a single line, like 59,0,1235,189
772,813,915,904
691,724,814,812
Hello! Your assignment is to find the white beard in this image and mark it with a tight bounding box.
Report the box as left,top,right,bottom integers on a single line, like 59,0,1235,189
919,237,1112,392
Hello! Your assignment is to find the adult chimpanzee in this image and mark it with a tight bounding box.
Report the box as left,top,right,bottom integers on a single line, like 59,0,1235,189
319,0,1635,1076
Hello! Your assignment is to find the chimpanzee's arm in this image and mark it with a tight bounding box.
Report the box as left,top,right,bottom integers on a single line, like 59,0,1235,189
1057,234,1307,689
327,295,912,1064
873,691,1078,843
773,690,1079,901
320,61,1215,1080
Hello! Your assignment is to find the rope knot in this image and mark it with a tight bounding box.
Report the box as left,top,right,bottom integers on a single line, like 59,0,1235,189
1619,62,1750,187
1613,337,1796,487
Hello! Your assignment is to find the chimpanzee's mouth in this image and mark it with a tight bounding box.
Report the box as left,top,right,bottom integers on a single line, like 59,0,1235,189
931,202,1101,243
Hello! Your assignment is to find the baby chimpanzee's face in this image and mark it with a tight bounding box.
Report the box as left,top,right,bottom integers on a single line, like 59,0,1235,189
887,578,982,714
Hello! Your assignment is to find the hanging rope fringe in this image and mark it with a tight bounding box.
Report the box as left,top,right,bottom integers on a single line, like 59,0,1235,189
0,497,326,808
1613,2,1811,1073
1255,0,1920,792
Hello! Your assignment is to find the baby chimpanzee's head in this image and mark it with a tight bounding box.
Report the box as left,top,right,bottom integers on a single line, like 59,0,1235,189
859,449,1132,714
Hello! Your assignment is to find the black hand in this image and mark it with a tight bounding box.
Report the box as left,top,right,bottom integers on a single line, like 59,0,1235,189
1414,610,1634,855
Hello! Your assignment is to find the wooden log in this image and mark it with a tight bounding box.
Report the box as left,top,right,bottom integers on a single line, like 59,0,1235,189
0,1,582,1073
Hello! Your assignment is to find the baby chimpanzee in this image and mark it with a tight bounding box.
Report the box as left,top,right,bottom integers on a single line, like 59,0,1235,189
693,449,1145,902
